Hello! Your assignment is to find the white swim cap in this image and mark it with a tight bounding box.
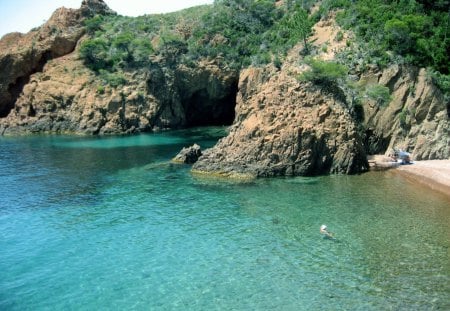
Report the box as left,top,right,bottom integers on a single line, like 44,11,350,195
320,225,327,230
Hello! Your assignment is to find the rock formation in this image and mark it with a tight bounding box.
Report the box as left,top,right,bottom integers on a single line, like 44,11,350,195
360,65,449,160
0,0,114,118
0,0,238,135
172,144,202,164
0,54,238,135
193,65,369,177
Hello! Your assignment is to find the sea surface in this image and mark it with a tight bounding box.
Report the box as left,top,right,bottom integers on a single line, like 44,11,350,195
1,127,449,310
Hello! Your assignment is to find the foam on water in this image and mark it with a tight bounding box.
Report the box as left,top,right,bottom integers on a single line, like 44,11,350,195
1,128,449,310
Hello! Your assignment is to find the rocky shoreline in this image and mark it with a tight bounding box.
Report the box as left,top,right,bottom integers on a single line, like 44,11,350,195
0,0,448,178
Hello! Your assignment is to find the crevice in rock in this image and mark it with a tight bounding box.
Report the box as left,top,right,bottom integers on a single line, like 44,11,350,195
27,103,36,117
363,129,391,155
2,51,55,118
184,82,238,127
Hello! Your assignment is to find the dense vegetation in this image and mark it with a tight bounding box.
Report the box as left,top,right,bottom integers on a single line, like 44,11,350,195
79,0,449,97
319,0,449,96
79,0,314,86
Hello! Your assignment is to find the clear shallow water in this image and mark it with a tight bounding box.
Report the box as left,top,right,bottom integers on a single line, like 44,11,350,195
1,127,449,310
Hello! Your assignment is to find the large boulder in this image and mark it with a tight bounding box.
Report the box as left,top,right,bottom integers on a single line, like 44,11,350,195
172,144,202,164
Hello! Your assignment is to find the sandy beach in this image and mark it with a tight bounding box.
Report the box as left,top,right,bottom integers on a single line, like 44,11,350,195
395,160,450,198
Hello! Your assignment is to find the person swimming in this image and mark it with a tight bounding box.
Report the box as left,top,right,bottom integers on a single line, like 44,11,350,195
320,224,334,239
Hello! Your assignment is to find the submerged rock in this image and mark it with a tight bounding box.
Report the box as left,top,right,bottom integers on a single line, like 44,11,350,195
172,144,202,164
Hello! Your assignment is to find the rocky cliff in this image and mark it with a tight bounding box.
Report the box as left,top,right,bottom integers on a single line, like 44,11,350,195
0,0,114,119
361,65,449,160
193,17,449,177
193,65,369,177
0,1,238,135
0,53,237,135
0,1,448,177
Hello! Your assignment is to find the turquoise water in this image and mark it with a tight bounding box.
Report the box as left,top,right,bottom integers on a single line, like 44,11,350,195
1,127,449,310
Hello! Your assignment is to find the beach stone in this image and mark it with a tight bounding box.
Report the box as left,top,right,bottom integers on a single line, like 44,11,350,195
173,144,202,164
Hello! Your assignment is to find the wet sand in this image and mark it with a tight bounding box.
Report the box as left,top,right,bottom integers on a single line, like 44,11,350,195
395,160,450,198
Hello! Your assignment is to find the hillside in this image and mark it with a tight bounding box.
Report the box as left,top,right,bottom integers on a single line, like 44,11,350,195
0,0,448,176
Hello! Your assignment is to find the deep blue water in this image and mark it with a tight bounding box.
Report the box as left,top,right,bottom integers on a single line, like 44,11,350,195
1,127,449,310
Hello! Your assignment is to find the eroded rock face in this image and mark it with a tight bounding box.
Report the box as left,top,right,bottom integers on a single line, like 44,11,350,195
176,62,238,127
361,65,450,160
192,62,448,178
0,0,114,118
0,52,238,135
193,66,369,177
0,0,238,135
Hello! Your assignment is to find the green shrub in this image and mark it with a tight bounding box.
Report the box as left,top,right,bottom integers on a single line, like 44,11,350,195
84,15,104,35
428,70,450,100
273,55,282,69
366,84,392,106
322,0,449,77
96,85,105,94
398,109,410,129
284,8,314,54
99,70,127,87
335,31,344,42
79,38,111,71
299,58,348,85
408,84,416,97
131,38,154,64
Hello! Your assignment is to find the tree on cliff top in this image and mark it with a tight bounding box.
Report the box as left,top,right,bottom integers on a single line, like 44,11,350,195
285,8,313,54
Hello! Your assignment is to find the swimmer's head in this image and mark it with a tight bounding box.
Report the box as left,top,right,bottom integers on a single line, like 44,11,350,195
320,225,327,230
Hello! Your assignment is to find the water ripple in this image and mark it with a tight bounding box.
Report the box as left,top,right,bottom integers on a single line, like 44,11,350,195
0,133,449,310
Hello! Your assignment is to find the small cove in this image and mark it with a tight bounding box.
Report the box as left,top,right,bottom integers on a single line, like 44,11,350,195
0,127,449,310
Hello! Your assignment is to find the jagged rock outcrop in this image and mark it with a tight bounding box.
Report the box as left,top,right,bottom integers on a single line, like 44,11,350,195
192,14,447,178
172,144,202,164
0,0,238,135
361,65,449,160
0,53,238,135
193,65,369,177
0,0,115,118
